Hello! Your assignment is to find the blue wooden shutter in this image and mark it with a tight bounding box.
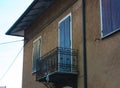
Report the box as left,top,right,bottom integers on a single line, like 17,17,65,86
64,16,71,72
111,0,120,30
59,16,71,48
59,21,65,72
59,20,65,48
59,15,71,72
101,0,112,36
101,0,120,37
65,16,71,48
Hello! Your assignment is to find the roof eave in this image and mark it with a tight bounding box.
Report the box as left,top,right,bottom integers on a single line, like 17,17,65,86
6,0,54,37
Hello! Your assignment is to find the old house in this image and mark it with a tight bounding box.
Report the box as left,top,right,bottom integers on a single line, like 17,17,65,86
6,0,120,88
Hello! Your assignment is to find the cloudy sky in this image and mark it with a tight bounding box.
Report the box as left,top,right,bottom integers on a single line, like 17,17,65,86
0,0,33,88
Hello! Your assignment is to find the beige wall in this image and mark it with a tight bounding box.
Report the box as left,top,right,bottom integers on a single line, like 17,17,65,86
86,0,120,88
22,0,120,88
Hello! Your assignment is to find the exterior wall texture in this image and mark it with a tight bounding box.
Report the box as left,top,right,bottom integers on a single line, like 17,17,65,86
86,0,120,88
22,0,120,88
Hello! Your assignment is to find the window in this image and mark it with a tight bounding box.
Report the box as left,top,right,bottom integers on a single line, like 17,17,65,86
58,13,72,49
58,13,72,72
32,37,42,73
100,0,120,38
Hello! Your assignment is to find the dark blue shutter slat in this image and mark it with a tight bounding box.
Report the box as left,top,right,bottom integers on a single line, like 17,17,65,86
60,21,65,48
64,16,71,72
102,0,112,36
65,16,71,48
111,0,120,30
59,21,65,72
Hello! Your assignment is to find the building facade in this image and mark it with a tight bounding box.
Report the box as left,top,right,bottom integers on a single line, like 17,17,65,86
6,0,120,88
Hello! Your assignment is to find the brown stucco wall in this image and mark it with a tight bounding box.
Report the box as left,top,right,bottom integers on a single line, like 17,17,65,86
85,0,120,88
23,0,82,88
22,0,120,88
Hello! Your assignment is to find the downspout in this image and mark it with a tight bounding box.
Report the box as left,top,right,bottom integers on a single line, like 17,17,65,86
82,0,88,88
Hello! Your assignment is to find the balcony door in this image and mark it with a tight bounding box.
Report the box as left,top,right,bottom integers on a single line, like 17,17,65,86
58,13,72,72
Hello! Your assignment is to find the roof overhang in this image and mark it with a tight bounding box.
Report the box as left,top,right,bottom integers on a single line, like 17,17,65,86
6,0,54,37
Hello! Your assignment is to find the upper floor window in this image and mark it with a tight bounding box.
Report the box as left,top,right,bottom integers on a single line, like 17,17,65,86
32,37,42,73
58,13,72,49
100,0,120,38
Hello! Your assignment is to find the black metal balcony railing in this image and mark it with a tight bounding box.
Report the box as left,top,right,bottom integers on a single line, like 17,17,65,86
36,47,78,82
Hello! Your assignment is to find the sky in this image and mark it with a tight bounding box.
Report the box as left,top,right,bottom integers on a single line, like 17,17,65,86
0,0,33,88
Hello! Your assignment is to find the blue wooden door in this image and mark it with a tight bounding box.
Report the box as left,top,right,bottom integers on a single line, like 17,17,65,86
59,15,71,72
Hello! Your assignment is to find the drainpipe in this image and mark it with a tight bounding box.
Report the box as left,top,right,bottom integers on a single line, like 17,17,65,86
82,0,88,88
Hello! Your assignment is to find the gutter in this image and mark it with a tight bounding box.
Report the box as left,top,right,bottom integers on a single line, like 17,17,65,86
82,0,88,88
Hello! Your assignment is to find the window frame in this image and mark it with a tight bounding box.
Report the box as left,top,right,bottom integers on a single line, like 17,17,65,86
32,36,42,74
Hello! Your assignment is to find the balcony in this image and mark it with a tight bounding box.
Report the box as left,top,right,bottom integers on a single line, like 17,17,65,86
36,47,78,87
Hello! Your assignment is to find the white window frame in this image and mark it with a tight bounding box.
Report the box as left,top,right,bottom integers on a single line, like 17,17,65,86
100,0,104,37
32,36,42,73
